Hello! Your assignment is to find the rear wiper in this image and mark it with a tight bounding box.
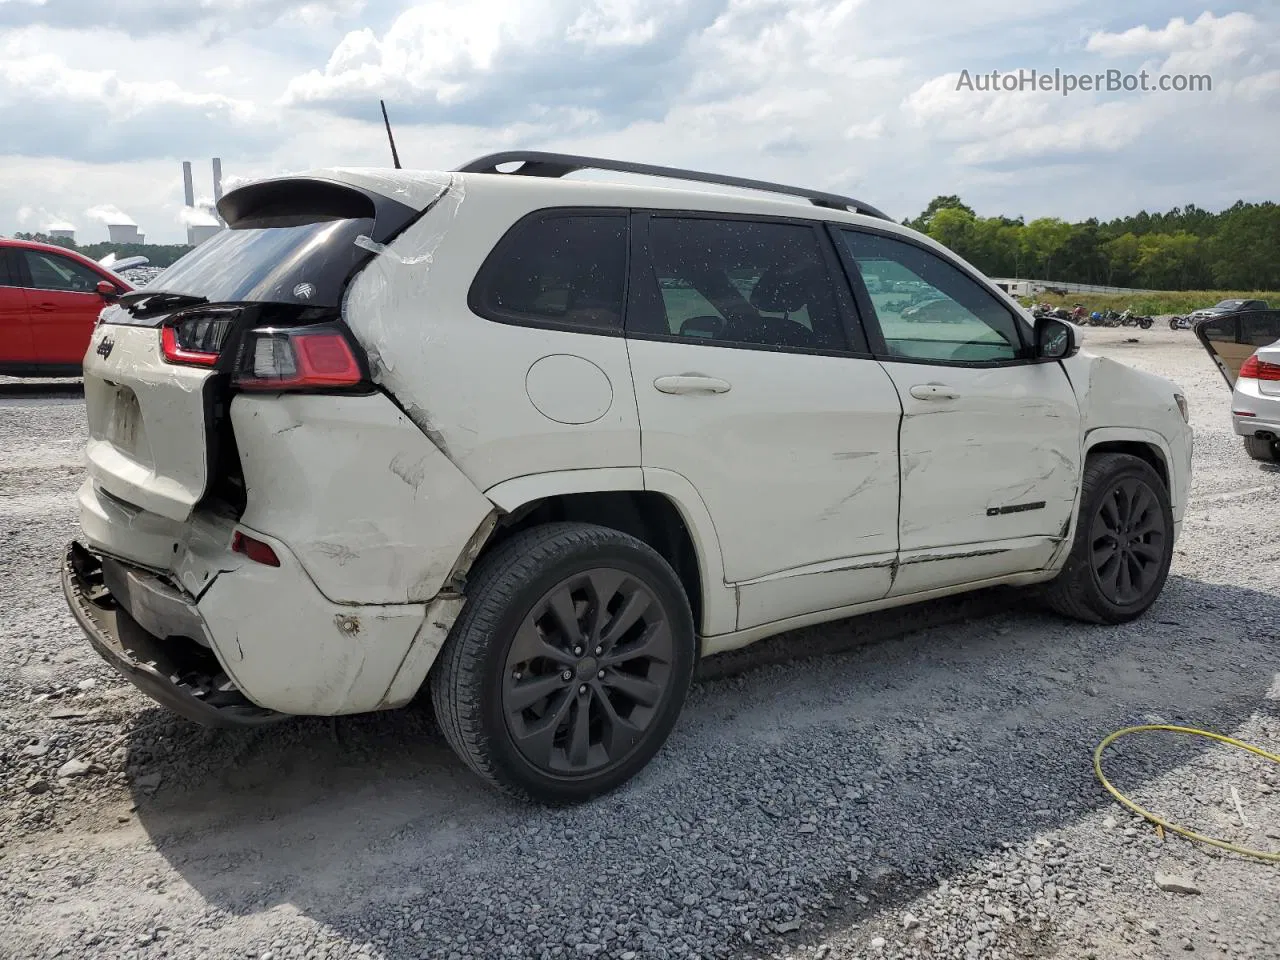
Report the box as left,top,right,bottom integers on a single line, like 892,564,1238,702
119,289,209,318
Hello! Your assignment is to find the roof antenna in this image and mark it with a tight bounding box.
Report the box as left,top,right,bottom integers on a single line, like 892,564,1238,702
380,99,402,169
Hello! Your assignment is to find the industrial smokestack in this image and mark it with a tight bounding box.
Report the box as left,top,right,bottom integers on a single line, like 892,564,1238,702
182,161,195,208
211,158,224,225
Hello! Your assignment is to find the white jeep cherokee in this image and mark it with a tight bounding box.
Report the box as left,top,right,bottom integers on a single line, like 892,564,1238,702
63,152,1193,803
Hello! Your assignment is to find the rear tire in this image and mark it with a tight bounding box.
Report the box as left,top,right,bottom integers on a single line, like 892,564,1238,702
1043,453,1173,624
1243,436,1279,462
430,522,696,804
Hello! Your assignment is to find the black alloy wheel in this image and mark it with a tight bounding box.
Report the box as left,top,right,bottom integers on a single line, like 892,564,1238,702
502,568,674,777
1088,477,1166,606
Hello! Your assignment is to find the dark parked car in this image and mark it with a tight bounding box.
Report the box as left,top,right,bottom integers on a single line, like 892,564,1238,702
1187,298,1270,324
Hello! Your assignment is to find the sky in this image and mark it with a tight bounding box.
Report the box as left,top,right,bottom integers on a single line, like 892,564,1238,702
0,0,1276,244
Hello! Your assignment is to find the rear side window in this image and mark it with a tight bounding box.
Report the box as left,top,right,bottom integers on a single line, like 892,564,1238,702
0,250,16,286
21,250,103,294
470,213,628,333
635,217,847,352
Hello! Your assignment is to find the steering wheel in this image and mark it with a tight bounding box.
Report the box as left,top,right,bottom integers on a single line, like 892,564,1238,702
679,315,725,339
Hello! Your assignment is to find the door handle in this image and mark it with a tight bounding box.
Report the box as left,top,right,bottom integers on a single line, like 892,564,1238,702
35,302,58,311
653,375,732,395
909,383,960,401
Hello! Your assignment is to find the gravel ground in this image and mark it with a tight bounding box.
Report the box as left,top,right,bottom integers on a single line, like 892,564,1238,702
0,326,1277,960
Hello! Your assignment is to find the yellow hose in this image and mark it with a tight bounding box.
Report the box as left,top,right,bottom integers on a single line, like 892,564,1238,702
1093,724,1280,863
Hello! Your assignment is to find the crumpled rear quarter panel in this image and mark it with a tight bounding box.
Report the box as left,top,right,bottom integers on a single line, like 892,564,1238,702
231,392,494,605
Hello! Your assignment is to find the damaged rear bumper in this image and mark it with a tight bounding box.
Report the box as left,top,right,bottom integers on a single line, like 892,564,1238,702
61,542,283,728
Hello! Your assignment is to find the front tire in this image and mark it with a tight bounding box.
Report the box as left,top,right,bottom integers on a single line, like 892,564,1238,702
1244,436,1279,462
430,522,696,804
1044,453,1174,624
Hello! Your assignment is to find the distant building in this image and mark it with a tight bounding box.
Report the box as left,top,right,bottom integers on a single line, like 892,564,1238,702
48,228,75,242
187,224,222,246
107,224,145,244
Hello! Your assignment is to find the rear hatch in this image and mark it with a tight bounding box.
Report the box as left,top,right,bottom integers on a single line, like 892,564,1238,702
82,174,437,524
1194,309,1280,389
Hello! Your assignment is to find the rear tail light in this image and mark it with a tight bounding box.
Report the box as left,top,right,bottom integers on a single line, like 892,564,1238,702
1239,353,1280,381
160,311,238,366
233,324,368,391
232,531,280,567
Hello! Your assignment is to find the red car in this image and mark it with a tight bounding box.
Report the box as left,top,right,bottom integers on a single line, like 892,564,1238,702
1,238,134,377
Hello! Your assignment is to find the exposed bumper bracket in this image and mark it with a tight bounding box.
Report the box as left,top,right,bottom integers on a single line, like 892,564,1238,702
62,542,285,729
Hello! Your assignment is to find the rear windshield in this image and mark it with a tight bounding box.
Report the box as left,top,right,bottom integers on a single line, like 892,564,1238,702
109,217,375,325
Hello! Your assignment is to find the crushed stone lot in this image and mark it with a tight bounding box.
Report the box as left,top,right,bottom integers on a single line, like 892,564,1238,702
1,326,1277,960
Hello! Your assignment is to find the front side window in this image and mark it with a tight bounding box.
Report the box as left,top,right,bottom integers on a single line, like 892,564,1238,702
640,217,846,351
840,230,1025,364
21,250,103,294
472,214,627,332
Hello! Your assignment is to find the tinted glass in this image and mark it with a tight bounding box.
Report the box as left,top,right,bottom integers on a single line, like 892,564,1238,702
474,215,627,331
1241,311,1280,347
840,230,1024,363
0,250,15,286
642,218,845,350
137,218,375,310
21,250,103,293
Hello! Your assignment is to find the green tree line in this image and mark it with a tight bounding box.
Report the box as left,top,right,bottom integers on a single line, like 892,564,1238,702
905,197,1280,291
9,231,192,268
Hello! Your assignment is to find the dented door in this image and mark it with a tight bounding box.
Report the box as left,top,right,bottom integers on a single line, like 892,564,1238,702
626,214,903,631
881,360,1081,594
832,226,1081,596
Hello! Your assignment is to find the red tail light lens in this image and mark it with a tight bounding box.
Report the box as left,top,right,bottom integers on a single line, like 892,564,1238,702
234,325,366,391
160,310,239,367
1238,353,1280,381
232,531,280,567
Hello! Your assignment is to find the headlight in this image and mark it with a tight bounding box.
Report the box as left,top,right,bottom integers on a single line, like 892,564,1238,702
1174,393,1189,423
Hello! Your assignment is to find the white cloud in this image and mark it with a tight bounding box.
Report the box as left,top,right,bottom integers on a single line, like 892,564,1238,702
0,0,365,35
1085,11,1256,60
178,202,220,227
86,203,136,226
2,2,1278,241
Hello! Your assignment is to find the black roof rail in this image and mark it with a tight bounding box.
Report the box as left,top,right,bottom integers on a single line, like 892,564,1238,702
454,150,891,221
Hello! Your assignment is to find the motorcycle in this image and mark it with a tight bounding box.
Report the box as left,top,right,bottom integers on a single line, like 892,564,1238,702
1169,315,1192,330
1118,309,1154,330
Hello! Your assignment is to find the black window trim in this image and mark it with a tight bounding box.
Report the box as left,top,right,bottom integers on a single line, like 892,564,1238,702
827,222,1046,370
5,248,33,288
467,206,631,338
0,249,17,287
624,208,874,360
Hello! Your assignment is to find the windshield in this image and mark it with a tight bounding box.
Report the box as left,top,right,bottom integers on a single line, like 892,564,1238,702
1214,300,1245,309
131,216,374,308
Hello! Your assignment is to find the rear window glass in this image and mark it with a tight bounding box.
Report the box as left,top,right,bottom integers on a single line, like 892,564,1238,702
109,217,375,324
470,214,627,332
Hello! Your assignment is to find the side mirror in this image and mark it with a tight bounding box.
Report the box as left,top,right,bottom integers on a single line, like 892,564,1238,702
96,280,120,301
1034,316,1078,360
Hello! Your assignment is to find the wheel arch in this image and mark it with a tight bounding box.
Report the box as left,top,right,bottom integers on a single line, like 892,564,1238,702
1083,430,1172,494
480,469,735,636
1045,428,1177,575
